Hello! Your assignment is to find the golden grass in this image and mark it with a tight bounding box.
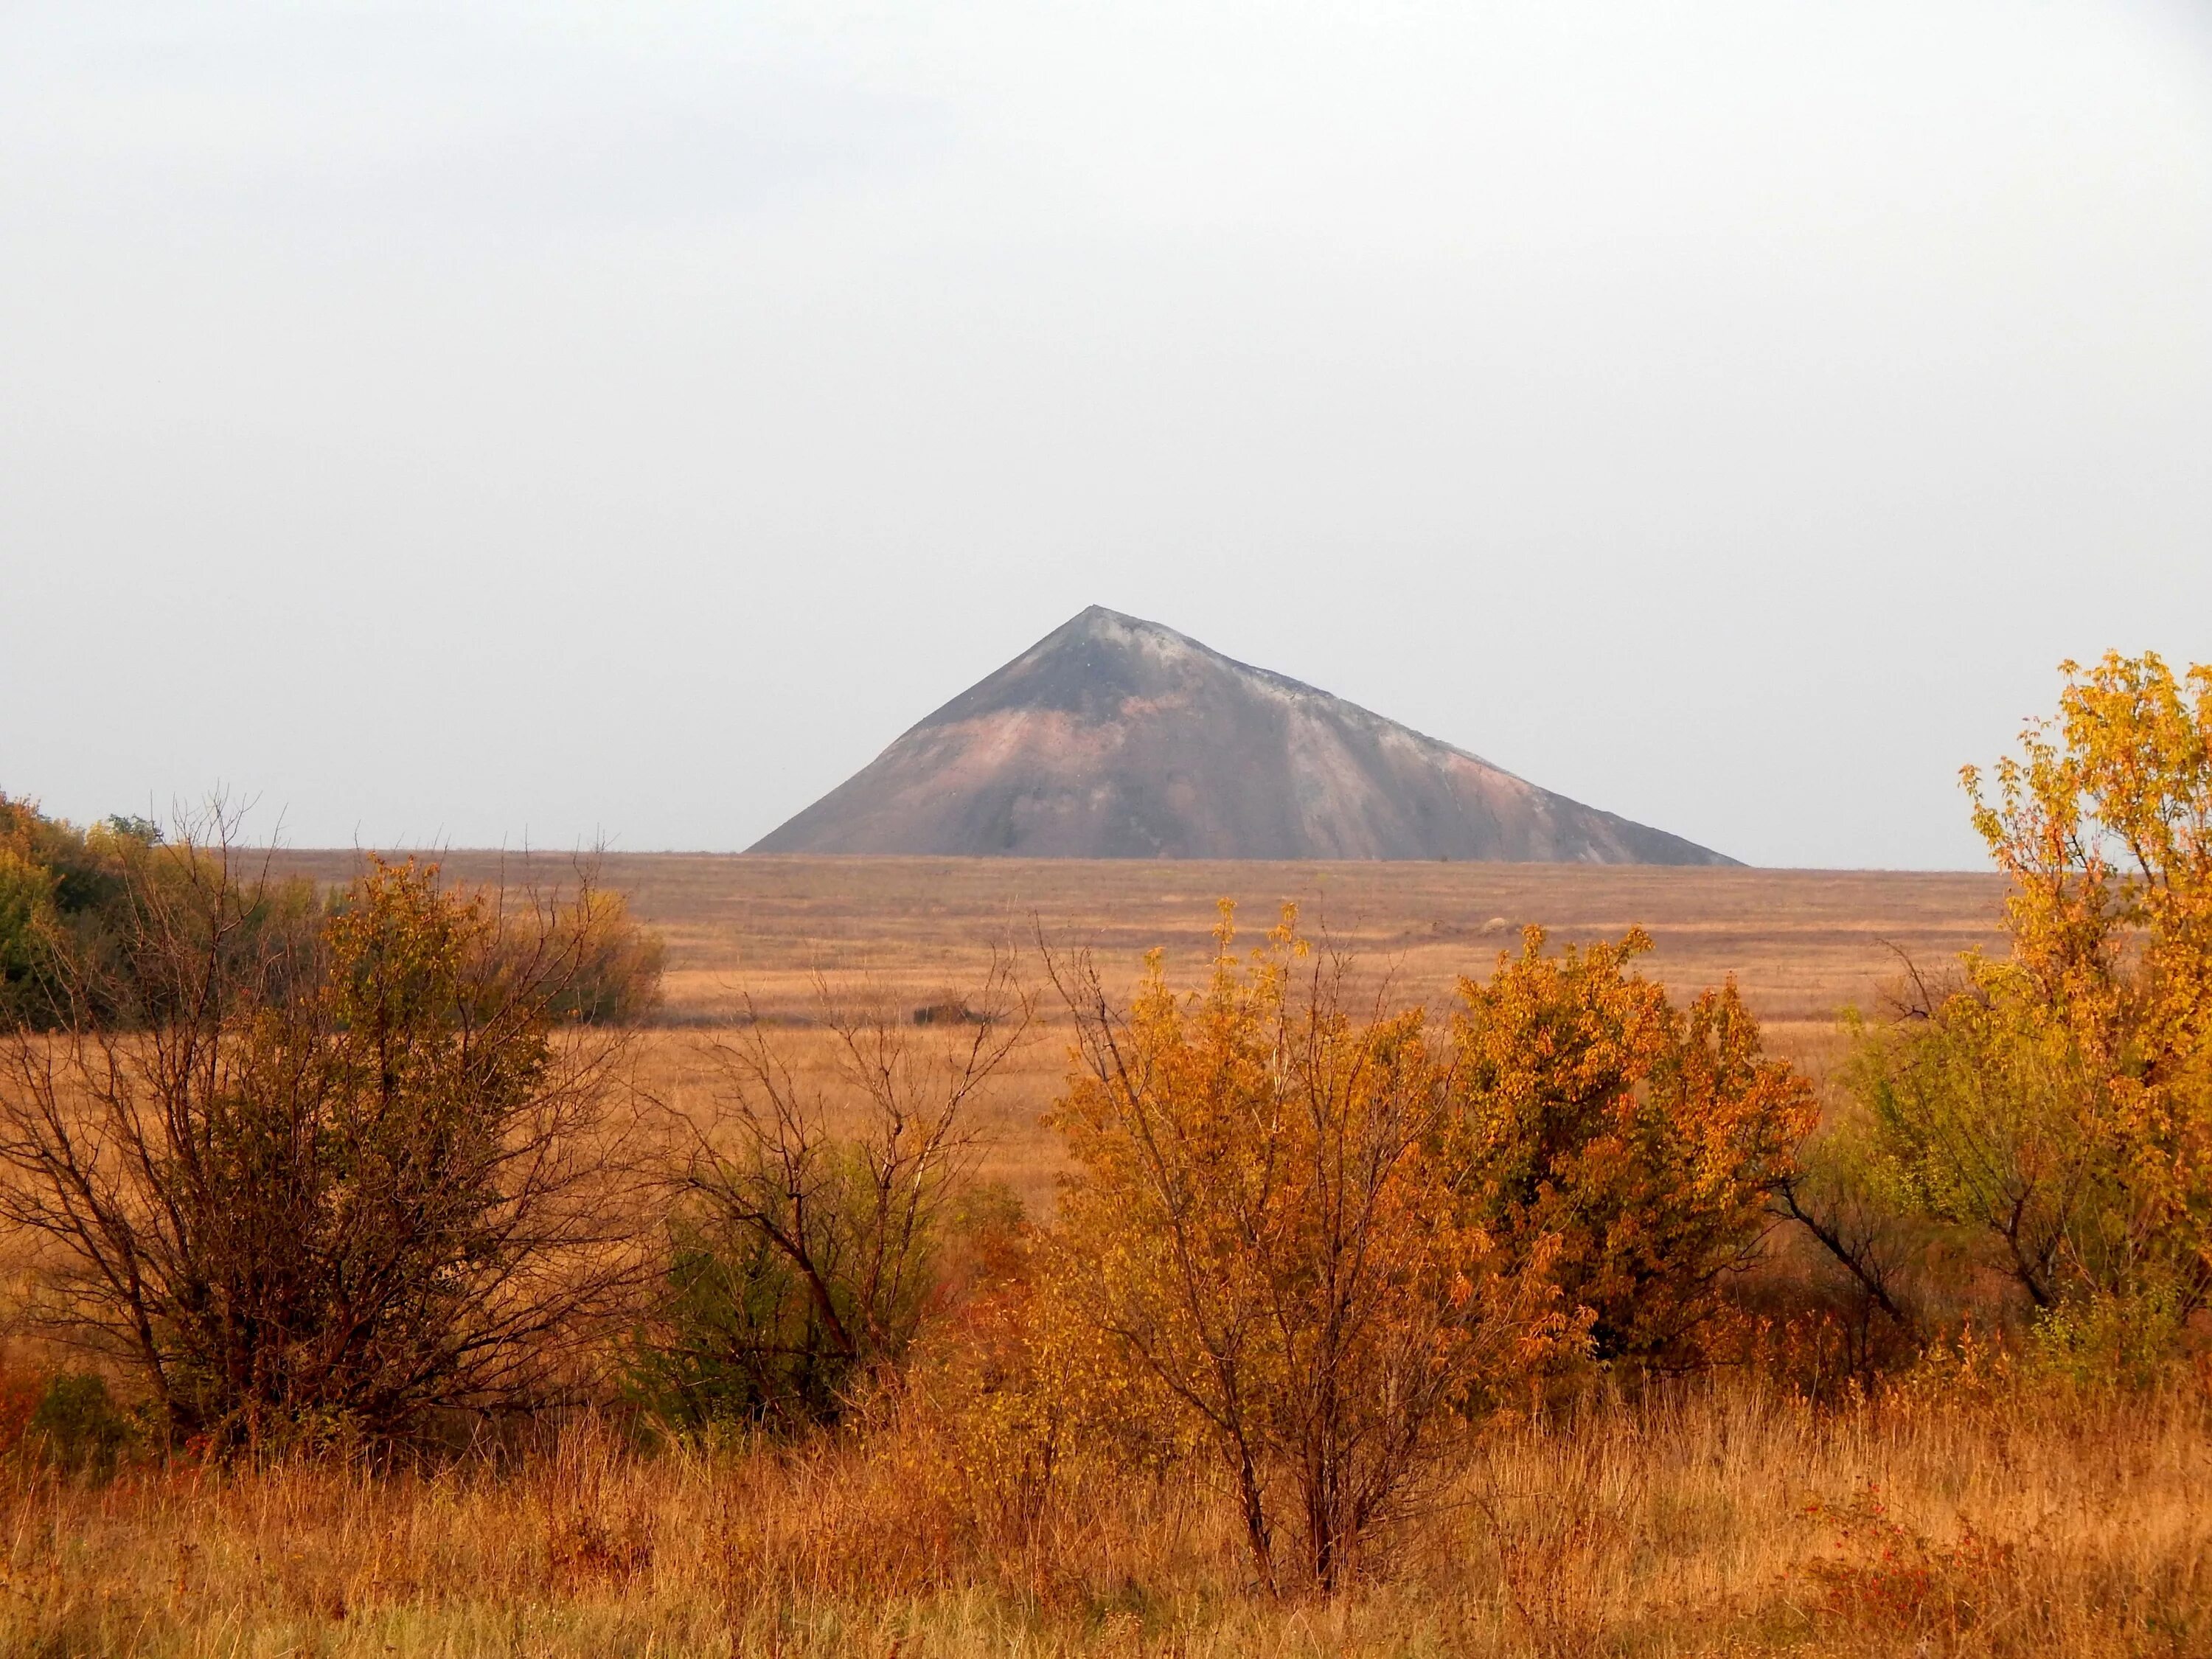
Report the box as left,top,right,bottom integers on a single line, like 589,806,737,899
5,1378,2206,1657
271,853,2011,1214
18,855,2096,1658
264,852,2008,1032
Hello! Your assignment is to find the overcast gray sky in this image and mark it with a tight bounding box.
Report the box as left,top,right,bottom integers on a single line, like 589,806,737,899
4,1,2208,868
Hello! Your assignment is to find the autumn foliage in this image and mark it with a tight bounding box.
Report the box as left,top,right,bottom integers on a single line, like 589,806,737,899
1048,911,1577,1587
1843,651,2212,1339
1449,927,1817,1365
1040,906,1811,1587
4,653,2211,1652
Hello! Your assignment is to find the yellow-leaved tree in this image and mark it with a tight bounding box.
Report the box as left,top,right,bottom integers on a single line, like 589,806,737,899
1851,651,2212,1345
1044,907,1574,1592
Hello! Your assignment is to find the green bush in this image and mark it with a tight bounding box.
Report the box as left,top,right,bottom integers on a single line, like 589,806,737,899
624,1215,859,1435
0,848,57,992
2025,1288,2191,1391
627,1178,1029,1439
29,1373,132,1476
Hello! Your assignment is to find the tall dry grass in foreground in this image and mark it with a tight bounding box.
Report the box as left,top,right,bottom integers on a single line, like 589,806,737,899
4,1375,2206,1658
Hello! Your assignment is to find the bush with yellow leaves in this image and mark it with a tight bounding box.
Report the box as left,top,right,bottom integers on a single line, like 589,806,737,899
1043,908,1577,1591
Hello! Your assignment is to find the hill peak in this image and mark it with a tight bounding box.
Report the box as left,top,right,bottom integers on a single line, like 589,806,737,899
753,612,1734,863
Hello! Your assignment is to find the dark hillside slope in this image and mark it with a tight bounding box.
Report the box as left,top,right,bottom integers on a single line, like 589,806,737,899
752,607,1735,864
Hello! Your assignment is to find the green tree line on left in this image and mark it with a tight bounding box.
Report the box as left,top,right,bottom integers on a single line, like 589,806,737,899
0,796,185,1027
0,795,661,1030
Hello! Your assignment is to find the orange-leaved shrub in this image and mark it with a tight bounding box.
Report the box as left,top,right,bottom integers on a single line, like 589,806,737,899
1447,926,1818,1367
1044,907,1578,1590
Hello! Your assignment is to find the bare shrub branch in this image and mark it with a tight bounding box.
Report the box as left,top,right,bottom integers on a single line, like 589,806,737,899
646,951,1035,1427
0,810,655,1451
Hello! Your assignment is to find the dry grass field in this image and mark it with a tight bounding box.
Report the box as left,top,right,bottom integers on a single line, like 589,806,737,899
269,853,2008,1212
7,1359,2208,1656
265,854,2008,1032
23,853,2198,1659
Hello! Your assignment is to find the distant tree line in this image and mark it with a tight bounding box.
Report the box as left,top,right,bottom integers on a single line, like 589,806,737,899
0,798,660,1031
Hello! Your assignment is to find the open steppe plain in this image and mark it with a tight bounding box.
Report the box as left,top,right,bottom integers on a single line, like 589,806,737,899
274,851,2010,1026
273,852,2011,1206
290,852,2008,1026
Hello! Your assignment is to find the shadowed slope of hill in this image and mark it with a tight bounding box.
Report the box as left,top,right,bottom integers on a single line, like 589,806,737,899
752,607,1737,864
